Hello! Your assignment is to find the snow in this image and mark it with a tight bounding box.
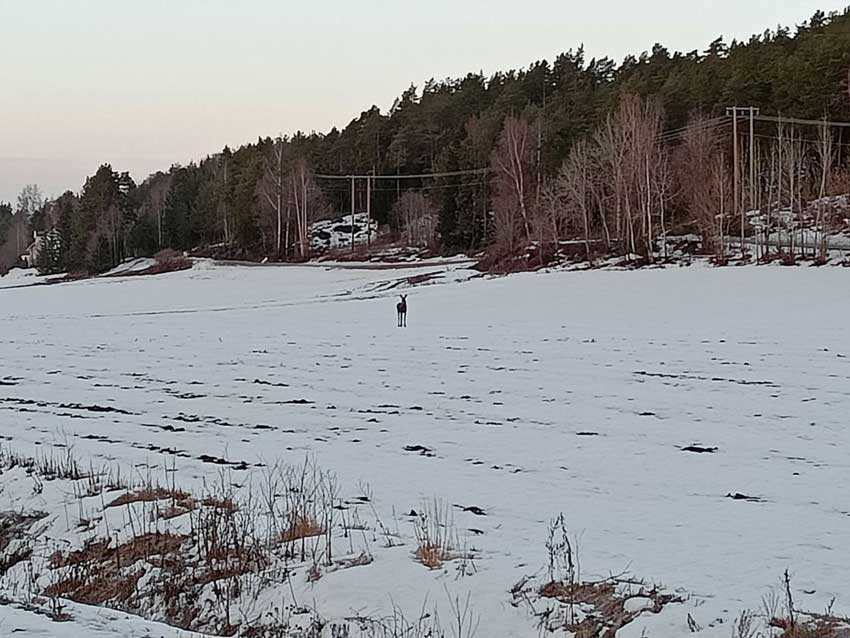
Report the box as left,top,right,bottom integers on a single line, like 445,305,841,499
0,600,205,638
1,262,849,636
102,257,158,277
0,268,64,290
310,213,380,251
623,597,655,614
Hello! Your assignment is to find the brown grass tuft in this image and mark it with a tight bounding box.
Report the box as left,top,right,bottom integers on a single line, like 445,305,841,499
415,543,450,570
46,570,144,606
107,487,192,509
540,579,682,637
280,515,325,543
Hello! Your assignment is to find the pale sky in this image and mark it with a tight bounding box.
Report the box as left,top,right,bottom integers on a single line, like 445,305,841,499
0,0,846,202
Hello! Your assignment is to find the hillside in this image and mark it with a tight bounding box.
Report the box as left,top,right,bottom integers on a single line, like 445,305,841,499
3,8,849,277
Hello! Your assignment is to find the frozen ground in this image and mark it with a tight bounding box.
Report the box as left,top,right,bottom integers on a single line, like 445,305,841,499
1,262,849,636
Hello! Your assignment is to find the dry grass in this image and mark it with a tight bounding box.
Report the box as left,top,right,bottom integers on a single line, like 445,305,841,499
52,532,186,569
117,532,186,564
47,533,185,608
149,249,193,274
760,570,850,638
412,499,458,570
11,451,374,636
515,514,683,637
46,569,144,606
540,580,680,637
280,514,325,543
107,486,192,509
0,511,46,576
771,617,845,638
414,543,451,570
160,502,195,520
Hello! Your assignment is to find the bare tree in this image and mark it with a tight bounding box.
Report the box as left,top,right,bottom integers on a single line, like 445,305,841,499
814,118,835,260
15,184,43,256
490,116,534,255
594,95,664,259
155,176,170,249
531,181,562,264
554,140,594,260
391,191,438,248
595,114,627,251
712,152,732,262
779,125,806,258
259,137,289,256
215,152,232,245
289,159,324,259
655,150,673,260
677,114,724,254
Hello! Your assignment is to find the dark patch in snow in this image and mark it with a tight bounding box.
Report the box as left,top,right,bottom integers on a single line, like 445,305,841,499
726,493,764,503
0,397,136,416
682,445,718,454
164,390,205,400
198,454,251,470
252,379,289,388
403,445,435,457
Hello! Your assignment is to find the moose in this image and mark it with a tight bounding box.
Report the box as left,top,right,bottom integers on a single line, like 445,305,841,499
396,294,408,328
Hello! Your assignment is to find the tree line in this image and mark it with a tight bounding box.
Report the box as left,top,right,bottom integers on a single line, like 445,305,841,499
2,9,849,276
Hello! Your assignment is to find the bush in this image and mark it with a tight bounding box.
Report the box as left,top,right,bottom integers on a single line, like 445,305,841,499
149,249,192,274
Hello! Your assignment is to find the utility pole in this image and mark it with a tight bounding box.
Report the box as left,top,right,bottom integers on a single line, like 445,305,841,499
749,108,757,214
222,155,230,244
350,176,356,253
728,107,740,255
366,169,373,251
726,106,760,257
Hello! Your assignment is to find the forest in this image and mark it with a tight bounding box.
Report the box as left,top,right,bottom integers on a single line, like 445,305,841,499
2,8,850,275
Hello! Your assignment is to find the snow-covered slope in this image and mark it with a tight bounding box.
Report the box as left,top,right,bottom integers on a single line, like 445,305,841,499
310,213,380,251
0,267,65,290
1,262,848,636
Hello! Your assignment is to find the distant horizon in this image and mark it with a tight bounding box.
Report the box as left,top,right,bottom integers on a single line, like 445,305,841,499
1,0,847,203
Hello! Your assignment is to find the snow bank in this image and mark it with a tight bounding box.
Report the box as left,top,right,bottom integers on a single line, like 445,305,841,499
0,267,64,289
101,257,157,277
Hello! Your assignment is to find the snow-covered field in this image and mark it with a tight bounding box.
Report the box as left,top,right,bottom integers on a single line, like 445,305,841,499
1,262,849,636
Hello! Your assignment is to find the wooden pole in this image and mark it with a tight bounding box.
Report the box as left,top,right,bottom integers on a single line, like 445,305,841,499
367,170,372,251
350,176,356,252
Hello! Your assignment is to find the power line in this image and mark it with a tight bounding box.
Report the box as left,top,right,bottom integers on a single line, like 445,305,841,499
321,180,488,193
658,118,729,142
755,114,850,129
315,168,489,181
753,132,850,148
315,114,850,187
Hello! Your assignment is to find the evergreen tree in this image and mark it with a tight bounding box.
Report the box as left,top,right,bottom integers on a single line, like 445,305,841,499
36,228,63,275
